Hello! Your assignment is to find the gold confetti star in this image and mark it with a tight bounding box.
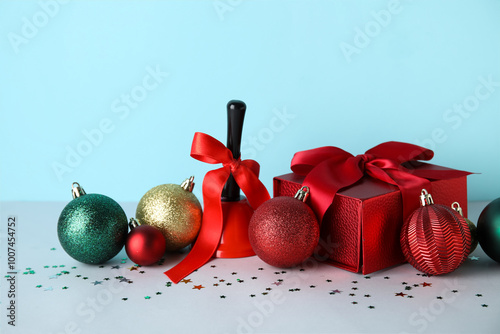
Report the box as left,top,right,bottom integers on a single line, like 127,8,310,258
181,279,192,284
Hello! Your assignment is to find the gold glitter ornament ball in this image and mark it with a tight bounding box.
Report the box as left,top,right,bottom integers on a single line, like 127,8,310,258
136,177,202,252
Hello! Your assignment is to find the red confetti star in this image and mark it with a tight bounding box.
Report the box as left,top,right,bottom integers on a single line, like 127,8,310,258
395,292,407,297
193,285,205,290
181,279,192,284
421,282,432,287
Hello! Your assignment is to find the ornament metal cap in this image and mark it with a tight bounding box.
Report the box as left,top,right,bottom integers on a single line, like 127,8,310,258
451,202,464,217
294,186,310,203
129,217,141,230
419,189,434,207
181,176,195,192
71,182,86,199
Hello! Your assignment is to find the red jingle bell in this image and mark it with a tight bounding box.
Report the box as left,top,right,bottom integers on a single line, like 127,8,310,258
248,186,320,268
126,218,166,266
400,189,471,275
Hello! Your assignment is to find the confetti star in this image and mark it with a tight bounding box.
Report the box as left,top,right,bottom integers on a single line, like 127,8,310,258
36,285,42,288
277,279,283,282
219,279,225,282
127,280,133,284
119,277,129,282
220,295,226,299
144,296,151,300
326,279,332,282
405,286,412,291
62,286,68,290
413,284,420,287
290,289,295,292
481,304,488,307
111,265,120,269
213,283,219,286
104,278,110,281
122,298,128,301
262,292,268,295
437,296,443,300
368,306,375,309
252,277,258,280
181,279,192,284
401,282,408,285
128,266,138,271
281,271,287,274
352,280,358,284
50,248,56,251
421,282,432,287
166,282,172,287
294,288,300,291
115,276,123,279
352,301,358,305
237,279,244,283
44,266,49,268
266,287,272,291
226,283,232,286
76,275,81,278
250,294,256,297
139,271,145,274
364,276,371,279
71,266,76,269
469,256,479,261
395,292,407,297
476,294,483,297
349,293,355,296
364,294,371,298
92,281,103,286
274,272,280,275
351,287,358,290
99,265,104,268
407,296,414,299
272,282,282,286
193,285,205,290
258,268,264,270
384,276,390,279
213,276,218,279
44,287,53,291
331,289,342,294
299,269,305,272
452,290,458,293
232,272,237,275
310,285,316,288
210,265,216,268
156,292,162,295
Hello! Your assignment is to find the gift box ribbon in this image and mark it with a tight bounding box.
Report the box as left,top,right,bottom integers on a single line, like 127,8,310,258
290,141,471,223
165,132,270,283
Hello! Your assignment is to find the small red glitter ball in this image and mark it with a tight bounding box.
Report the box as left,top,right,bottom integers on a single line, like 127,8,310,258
126,225,166,266
248,196,320,268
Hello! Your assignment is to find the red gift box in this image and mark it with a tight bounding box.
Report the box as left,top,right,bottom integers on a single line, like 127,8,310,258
273,143,470,274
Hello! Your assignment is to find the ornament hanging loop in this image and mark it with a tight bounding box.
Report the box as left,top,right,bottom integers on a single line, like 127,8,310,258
129,217,141,229
451,202,464,217
419,189,434,207
294,186,310,203
71,182,86,199
181,176,195,192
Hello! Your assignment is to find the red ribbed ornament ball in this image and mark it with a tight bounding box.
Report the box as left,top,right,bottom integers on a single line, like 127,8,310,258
126,219,166,266
248,187,319,268
400,189,471,275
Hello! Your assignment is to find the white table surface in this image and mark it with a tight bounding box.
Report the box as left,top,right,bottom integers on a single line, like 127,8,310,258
1,201,499,334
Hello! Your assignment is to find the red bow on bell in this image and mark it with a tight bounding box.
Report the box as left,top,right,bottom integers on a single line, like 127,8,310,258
165,132,270,283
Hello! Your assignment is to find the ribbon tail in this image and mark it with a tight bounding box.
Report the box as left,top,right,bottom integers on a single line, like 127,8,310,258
165,169,228,283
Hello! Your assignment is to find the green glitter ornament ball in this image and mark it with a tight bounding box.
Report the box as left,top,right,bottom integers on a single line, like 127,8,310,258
58,184,128,264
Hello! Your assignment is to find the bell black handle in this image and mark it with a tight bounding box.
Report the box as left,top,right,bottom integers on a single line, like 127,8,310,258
222,100,246,201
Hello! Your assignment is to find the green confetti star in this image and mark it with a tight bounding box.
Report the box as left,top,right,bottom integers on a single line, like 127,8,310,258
71,266,77,269
36,285,42,288
166,282,172,287
50,248,56,251
44,266,49,268
62,286,68,290
144,296,151,300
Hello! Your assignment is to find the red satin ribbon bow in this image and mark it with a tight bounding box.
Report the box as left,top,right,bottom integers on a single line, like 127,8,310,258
291,141,471,223
165,132,270,283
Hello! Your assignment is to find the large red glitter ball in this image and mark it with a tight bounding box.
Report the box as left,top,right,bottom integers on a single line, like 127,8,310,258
400,204,471,275
125,225,166,266
248,197,320,268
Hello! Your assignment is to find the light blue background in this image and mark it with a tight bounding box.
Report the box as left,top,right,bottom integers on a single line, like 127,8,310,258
1,0,499,203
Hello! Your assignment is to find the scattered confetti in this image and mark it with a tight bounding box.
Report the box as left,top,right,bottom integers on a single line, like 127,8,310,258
476,294,483,297
181,279,192,284
421,282,432,287
481,304,488,307
395,292,407,297
193,285,205,290
144,296,151,300
111,265,120,269
92,281,103,286
469,256,479,261
220,295,226,299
